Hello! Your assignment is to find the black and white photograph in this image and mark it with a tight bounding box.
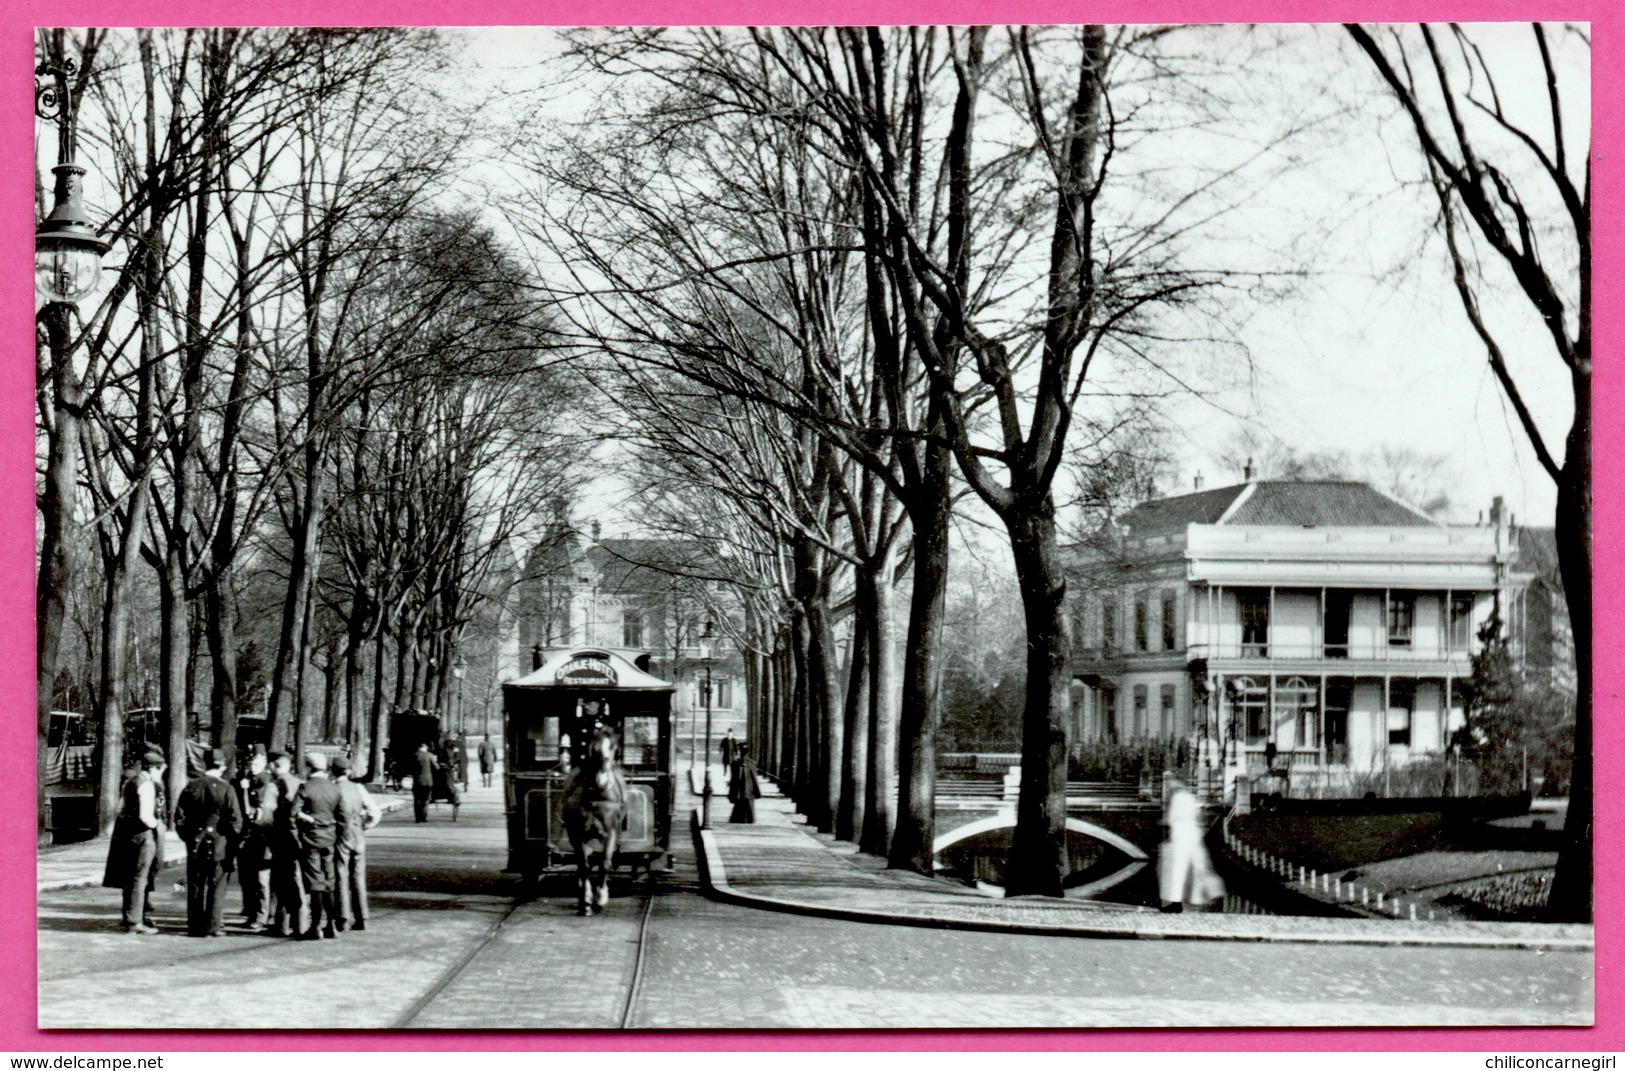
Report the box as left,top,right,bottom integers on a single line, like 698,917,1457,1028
33,23,1593,1031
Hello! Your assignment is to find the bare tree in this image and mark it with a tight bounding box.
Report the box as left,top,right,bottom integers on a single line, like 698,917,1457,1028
1346,22,1590,922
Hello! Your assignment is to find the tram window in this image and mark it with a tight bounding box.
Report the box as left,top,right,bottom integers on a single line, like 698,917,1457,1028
525,716,561,768
624,716,660,770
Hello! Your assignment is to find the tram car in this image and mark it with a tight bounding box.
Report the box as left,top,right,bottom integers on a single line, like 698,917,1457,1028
502,646,676,883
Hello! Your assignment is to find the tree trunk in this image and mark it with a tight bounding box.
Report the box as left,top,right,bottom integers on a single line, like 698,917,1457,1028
1003,493,1072,897
159,547,190,809
859,566,897,856
269,456,325,749
837,573,873,842
890,479,951,873
1547,370,1592,923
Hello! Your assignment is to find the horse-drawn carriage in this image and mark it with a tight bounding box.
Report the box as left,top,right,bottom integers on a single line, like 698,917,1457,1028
501,647,676,892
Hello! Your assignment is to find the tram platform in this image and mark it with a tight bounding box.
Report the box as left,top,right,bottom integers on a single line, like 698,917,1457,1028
689,774,1593,952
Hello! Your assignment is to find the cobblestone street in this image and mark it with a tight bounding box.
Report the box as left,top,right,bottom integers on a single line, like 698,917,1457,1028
37,775,1591,1030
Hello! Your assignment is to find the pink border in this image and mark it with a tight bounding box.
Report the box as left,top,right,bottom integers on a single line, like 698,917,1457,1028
7,1,1616,1052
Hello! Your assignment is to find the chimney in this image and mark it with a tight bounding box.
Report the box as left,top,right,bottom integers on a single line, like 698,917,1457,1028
591,519,602,541
1244,457,1256,481
1490,496,1505,525
1193,471,1205,491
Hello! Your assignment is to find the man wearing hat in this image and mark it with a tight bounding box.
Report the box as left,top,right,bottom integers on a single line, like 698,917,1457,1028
265,751,308,937
236,746,276,929
293,752,352,939
175,748,244,937
330,755,381,932
102,749,167,934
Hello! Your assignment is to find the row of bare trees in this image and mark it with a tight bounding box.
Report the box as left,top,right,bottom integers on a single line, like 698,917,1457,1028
511,23,1589,918
36,28,590,837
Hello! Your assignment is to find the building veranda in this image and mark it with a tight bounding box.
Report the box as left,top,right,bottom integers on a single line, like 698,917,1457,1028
1068,479,1563,790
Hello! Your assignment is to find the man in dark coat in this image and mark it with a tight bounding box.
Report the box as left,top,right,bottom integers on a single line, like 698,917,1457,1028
236,747,276,929
265,752,308,936
102,749,167,934
720,731,737,783
294,752,352,940
728,745,762,824
478,734,498,788
175,748,244,937
412,742,437,823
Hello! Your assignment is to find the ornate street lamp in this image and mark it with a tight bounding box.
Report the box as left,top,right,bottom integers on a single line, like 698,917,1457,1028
36,48,108,846
700,619,716,829
36,57,108,305
452,653,468,734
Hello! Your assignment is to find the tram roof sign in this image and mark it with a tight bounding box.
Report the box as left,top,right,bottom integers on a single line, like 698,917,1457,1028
503,647,675,693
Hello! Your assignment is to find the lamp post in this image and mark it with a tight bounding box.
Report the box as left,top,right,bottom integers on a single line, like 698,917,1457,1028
36,49,109,845
700,619,716,829
452,653,467,734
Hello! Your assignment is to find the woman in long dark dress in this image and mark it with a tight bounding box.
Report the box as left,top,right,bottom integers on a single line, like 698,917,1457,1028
728,745,761,823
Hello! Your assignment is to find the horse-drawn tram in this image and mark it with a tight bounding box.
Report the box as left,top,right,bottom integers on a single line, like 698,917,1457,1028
501,647,677,886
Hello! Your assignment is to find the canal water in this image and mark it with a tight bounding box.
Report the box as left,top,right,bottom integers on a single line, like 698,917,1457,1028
936,827,1270,913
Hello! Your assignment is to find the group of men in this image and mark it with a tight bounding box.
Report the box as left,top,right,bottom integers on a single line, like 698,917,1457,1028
103,745,382,939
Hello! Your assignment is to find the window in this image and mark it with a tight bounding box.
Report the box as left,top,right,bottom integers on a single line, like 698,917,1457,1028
1274,676,1318,750
1388,593,1415,647
1323,591,1351,658
1230,676,1268,745
1102,688,1118,742
1160,684,1177,738
1134,601,1149,652
1239,591,1269,657
622,610,644,648
1133,686,1148,736
1102,599,1118,649
1449,595,1474,650
1161,591,1177,651
1387,680,1415,746
715,678,733,709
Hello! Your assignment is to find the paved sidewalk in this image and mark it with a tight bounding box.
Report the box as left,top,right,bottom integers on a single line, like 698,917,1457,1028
37,793,411,895
692,781,1593,952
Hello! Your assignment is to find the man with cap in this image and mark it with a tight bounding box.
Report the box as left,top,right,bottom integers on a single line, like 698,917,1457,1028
102,749,167,934
478,734,498,788
175,748,244,937
264,751,308,937
293,752,352,939
330,755,382,932
236,746,276,929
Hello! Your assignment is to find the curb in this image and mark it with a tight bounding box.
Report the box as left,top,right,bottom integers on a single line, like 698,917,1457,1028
38,796,413,895
691,809,1593,952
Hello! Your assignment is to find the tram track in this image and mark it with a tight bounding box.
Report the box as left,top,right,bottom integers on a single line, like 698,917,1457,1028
390,888,659,1029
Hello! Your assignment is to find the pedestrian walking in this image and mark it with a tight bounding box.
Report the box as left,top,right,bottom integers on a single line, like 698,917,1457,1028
437,736,463,821
720,731,736,783
236,747,276,929
728,744,761,824
293,752,352,940
453,733,470,792
101,749,167,934
1157,776,1224,913
478,734,497,789
412,742,437,823
174,749,243,937
265,752,309,937
330,755,381,932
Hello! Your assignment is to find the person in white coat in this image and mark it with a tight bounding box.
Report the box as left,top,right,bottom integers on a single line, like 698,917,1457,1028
1158,777,1224,912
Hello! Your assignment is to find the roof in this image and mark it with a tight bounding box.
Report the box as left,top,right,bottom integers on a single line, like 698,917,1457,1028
588,538,710,595
1118,480,1437,537
503,647,675,693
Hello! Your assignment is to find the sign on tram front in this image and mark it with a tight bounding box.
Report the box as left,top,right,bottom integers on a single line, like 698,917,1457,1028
556,655,618,686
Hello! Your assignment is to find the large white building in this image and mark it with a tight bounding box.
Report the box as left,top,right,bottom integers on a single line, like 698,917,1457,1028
1068,479,1531,773
515,516,748,751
